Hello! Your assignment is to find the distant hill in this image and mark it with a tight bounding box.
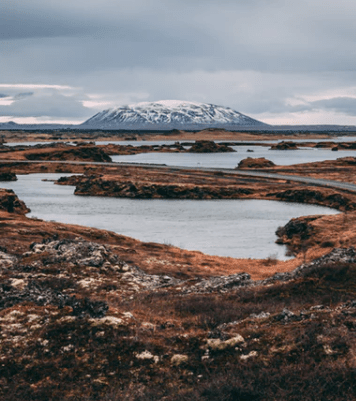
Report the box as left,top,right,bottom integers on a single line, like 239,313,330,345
80,100,267,130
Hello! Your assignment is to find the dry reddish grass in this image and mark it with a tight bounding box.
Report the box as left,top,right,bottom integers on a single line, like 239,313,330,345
1,129,335,143
0,210,303,280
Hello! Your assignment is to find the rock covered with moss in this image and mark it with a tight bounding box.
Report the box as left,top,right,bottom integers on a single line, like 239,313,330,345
237,157,275,169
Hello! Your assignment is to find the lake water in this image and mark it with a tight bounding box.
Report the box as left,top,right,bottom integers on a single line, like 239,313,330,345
5,139,356,167
111,145,356,168
6,135,356,147
1,173,339,260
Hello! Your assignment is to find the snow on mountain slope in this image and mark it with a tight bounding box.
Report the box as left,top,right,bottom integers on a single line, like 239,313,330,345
81,100,267,130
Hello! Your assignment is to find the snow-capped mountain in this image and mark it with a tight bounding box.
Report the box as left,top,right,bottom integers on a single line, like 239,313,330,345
81,100,267,130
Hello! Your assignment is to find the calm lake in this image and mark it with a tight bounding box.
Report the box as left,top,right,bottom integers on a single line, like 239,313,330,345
1,173,339,259
111,146,356,167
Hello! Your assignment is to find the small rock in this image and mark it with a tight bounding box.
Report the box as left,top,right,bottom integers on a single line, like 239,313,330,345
310,305,326,311
207,335,245,351
90,316,123,327
122,312,134,319
171,354,189,366
136,350,155,360
61,344,75,352
275,308,296,322
323,345,336,355
141,322,156,331
10,279,27,291
250,311,270,319
240,351,258,360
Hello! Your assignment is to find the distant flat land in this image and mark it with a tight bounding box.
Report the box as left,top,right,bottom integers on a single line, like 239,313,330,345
2,127,355,143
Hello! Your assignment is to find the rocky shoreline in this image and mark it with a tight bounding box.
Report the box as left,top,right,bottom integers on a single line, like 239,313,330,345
3,138,356,165
1,194,356,399
55,172,356,214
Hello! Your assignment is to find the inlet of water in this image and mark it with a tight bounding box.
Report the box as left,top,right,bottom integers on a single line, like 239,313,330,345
0,174,339,259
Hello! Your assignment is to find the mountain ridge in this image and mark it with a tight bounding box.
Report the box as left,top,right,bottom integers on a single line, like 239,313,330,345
81,100,267,130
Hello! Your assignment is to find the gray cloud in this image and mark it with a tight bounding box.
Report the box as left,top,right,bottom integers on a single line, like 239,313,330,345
307,97,356,116
0,91,92,119
1,0,356,124
14,92,34,99
2,0,356,73
0,3,95,40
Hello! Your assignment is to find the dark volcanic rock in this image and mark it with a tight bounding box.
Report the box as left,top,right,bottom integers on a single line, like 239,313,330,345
57,175,253,199
269,189,355,211
237,157,275,169
0,280,108,318
275,215,319,255
75,179,252,199
276,217,316,242
315,141,333,148
188,140,235,153
263,247,356,285
0,189,30,214
25,146,112,162
30,237,124,268
296,247,356,276
269,141,299,150
183,272,252,293
0,172,17,181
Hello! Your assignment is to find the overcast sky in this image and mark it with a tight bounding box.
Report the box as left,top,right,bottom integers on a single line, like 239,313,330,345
1,0,356,125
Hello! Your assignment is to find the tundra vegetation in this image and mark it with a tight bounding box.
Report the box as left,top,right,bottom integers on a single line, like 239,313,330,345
1,132,356,400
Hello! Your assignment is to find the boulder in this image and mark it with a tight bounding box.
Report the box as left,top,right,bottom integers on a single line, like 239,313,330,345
269,141,298,150
0,172,17,181
207,335,245,351
0,189,30,214
188,140,235,153
236,157,275,169
171,354,189,366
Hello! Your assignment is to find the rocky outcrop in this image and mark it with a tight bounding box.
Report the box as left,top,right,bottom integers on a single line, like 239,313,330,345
0,280,108,318
101,142,185,155
21,238,182,292
263,247,356,284
0,172,17,181
296,247,356,275
57,175,253,199
276,216,317,242
25,146,112,162
182,272,252,293
269,141,299,150
269,189,355,211
335,157,356,165
188,140,235,153
275,216,318,255
0,189,29,214
315,141,335,148
237,157,275,169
